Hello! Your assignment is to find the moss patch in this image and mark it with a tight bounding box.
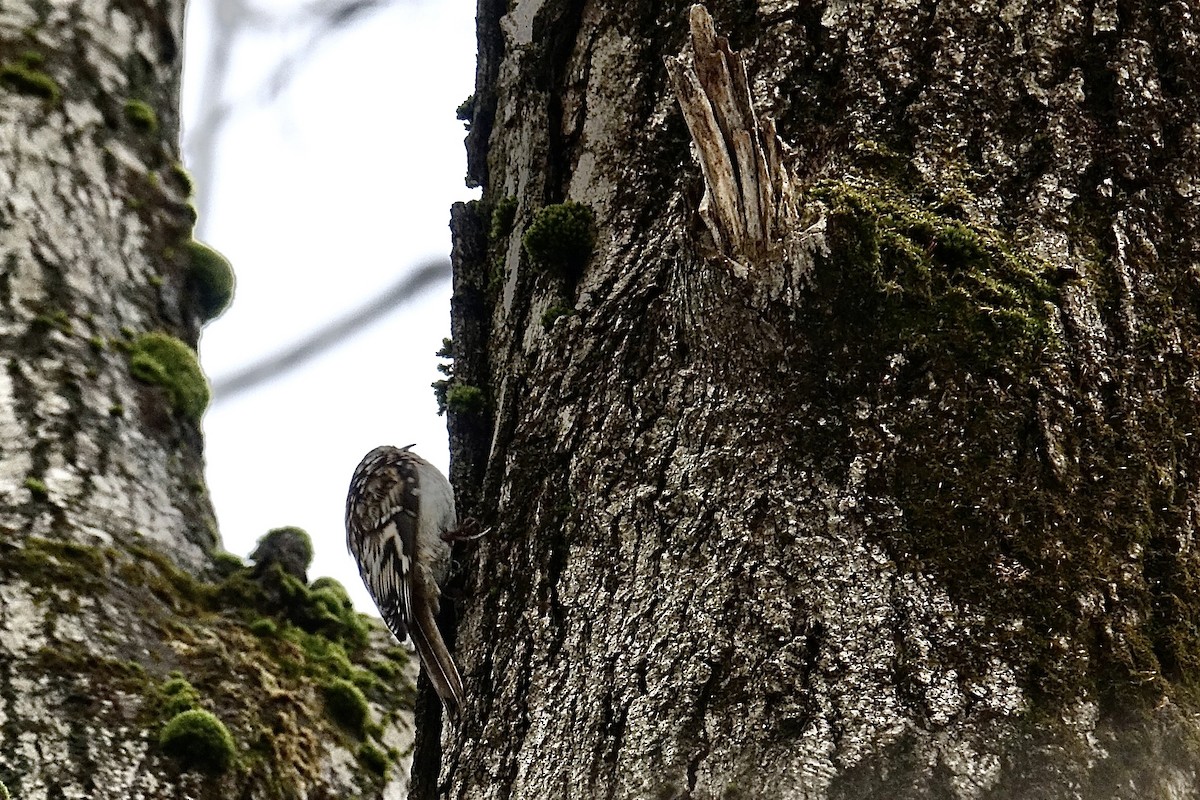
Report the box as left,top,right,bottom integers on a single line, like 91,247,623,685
156,675,202,717
808,177,1057,385
211,550,245,578
456,94,474,129
541,304,576,331
446,383,486,415
806,165,1200,713
490,196,518,241
32,309,72,335
185,240,235,321
359,741,389,776
250,617,278,637
159,709,237,773
0,531,407,796
169,162,195,197
250,526,313,580
23,477,48,501
127,332,209,421
123,99,158,133
322,677,370,736
522,201,596,277
0,52,59,103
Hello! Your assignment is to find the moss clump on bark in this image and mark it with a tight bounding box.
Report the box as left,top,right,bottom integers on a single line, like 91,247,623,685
323,677,371,736
810,166,1200,714
490,196,518,241
541,304,576,331
250,526,313,582
127,332,210,421
185,240,235,321
358,741,390,776
456,94,475,129
522,201,596,277
159,709,237,773
211,550,245,578
0,52,59,103
812,177,1055,374
32,309,72,335
123,99,158,133
23,477,48,501
157,675,202,718
169,162,195,197
0,530,406,795
446,383,487,415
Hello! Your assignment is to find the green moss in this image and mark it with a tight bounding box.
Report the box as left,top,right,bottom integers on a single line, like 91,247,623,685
7,538,111,594
359,741,389,776
432,337,459,416
88,335,105,352
541,304,576,331
211,550,245,578
367,657,403,681
32,642,146,689
157,676,202,717
169,162,195,197
810,179,1054,374
432,379,450,415
0,530,415,795
185,240,235,321
159,709,236,773
250,618,278,637
446,383,486,415
127,332,210,421
0,58,59,103
24,476,48,501
455,94,474,129
807,169,1200,711
108,403,124,417
522,201,596,277
309,577,354,618
122,99,157,133
0,778,8,799
490,196,518,241
32,309,72,335
322,677,370,736
251,526,313,578
267,567,371,649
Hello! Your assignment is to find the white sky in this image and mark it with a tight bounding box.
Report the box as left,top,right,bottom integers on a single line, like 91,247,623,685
181,0,478,611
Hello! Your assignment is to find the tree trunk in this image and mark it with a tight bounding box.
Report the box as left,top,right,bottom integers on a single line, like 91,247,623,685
0,3,413,796
432,0,1200,797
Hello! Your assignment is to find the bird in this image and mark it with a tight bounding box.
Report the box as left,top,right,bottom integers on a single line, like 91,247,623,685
345,444,469,711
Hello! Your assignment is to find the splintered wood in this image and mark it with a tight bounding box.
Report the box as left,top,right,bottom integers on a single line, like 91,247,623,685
666,4,795,267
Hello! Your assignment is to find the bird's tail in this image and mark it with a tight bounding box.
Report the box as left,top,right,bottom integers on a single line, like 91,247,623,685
412,604,464,713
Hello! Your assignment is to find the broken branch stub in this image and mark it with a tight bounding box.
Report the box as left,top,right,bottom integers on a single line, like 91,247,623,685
665,4,797,269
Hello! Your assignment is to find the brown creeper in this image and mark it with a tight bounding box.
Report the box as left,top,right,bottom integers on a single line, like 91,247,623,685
346,445,464,711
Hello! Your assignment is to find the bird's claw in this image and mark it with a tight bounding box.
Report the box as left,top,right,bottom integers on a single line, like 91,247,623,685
441,517,488,542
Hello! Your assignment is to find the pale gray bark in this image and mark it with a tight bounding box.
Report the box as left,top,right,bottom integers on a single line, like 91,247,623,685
428,1,1200,798
0,0,414,795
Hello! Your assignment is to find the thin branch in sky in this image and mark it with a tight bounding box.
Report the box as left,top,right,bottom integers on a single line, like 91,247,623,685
186,0,393,236
210,259,450,402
